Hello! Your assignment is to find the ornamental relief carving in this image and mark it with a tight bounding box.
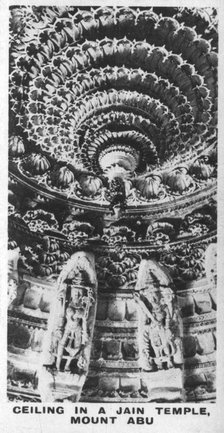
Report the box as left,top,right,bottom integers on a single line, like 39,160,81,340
133,260,183,371
39,251,97,401
8,230,215,285
8,6,217,403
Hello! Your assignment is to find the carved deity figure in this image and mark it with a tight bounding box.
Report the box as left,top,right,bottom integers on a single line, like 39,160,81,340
7,278,18,307
43,251,97,374
134,259,183,371
8,247,20,307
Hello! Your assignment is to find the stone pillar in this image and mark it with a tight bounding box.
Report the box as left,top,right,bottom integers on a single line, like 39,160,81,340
7,274,54,401
81,257,184,402
82,291,141,401
178,243,217,401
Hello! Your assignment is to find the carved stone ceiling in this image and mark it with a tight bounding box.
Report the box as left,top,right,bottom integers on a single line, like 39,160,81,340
7,8,218,405
9,6,217,213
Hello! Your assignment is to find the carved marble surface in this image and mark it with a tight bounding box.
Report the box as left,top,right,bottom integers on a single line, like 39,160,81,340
8,6,217,403
9,6,217,215
37,251,98,401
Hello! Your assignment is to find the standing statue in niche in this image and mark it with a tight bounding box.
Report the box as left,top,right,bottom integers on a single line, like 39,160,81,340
43,251,97,375
55,285,95,372
134,259,183,371
7,278,18,307
8,247,20,307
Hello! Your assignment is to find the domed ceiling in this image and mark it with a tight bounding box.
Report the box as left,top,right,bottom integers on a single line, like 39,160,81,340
7,7,218,405
9,6,217,214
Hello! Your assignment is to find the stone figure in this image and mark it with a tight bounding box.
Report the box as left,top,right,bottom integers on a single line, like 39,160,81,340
134,259,183,371
8,247,20,307
7,278,18,307
8,247,20,283
42,251,97,373
55,286,95,372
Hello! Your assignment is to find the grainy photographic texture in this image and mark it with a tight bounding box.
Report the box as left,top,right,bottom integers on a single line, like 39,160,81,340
8,5,217,403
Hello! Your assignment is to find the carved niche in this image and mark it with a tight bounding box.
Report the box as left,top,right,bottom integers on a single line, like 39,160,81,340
8,247,20,307
133,259,183,372
38,251,98,402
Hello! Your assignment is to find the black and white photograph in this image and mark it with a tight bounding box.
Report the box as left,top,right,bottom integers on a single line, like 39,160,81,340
1,1,223,432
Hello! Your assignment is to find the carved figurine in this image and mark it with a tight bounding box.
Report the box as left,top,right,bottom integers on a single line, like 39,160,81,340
7,278,18,307
42,251,97,374
134,260,183,371
56,288,94,372
8,247,20,307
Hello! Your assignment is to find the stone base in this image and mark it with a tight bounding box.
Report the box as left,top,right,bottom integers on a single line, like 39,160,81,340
81,368,184,402
38,368,86,402
142,368,184,402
